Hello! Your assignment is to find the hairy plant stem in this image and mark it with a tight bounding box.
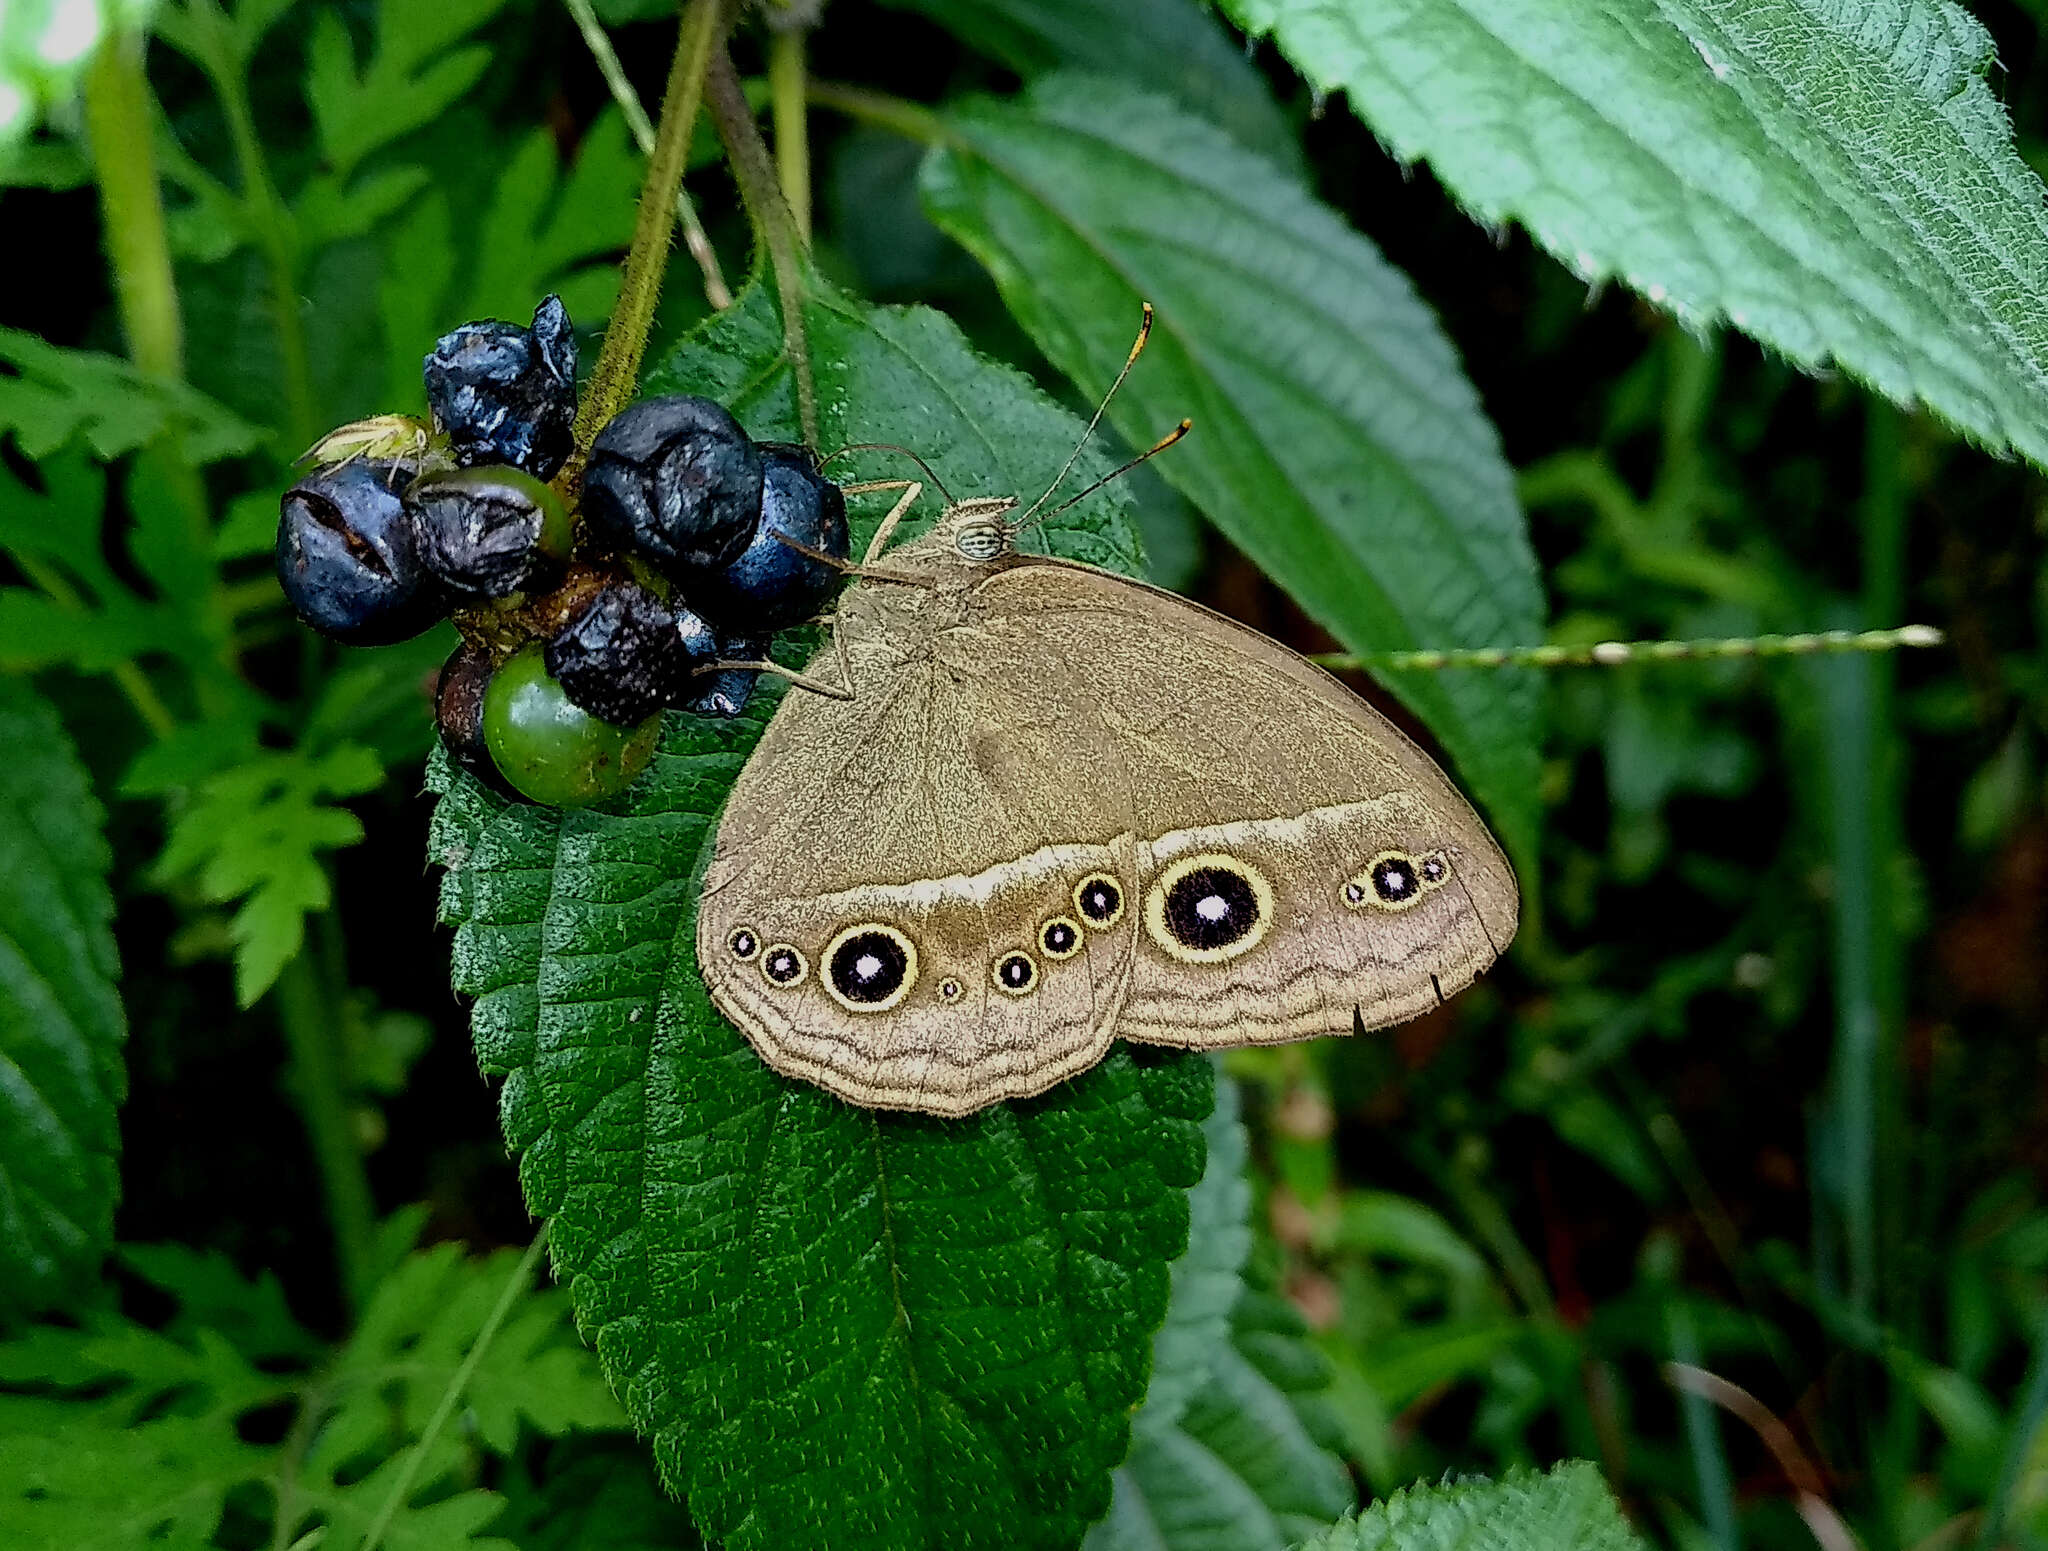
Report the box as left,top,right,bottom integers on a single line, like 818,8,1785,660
276,946,377,1317
563,0,732,310
767,25,812,240
565,0,732,484
707,48,818,449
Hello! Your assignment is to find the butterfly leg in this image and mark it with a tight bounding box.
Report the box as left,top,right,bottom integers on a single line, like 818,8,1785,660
838,478,925,565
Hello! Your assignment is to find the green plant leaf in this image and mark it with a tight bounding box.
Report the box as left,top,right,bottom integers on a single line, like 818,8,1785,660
1140,1065,1254,1436
923,76,1544,867
1292,1460,1648,1551
0,1235,614,1550
494,1437,703,1551
878,0,1303,173
0,680,125,1322
132,743,385,1005
430,279,1214,1551
0,327,264,462
1088,1289,1354,1550
1219,0,2048,473
304,0,510,180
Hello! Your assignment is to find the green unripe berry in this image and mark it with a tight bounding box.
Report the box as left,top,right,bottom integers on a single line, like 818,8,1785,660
482,645,660,807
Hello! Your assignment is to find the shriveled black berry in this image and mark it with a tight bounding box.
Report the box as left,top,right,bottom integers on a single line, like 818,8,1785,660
581,396,763,573
435,644,520,799
424,294,577,479
409,466,573,598
684,446,848,632
680,632,767,719
275,459,444,644
544,580,715,726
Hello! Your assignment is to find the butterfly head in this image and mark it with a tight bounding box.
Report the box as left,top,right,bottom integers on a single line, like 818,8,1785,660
940,497,1021,563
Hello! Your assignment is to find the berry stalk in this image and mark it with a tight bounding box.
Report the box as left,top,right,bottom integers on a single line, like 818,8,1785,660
1318,624,1943,672
707,45,820,450
566,0,734,484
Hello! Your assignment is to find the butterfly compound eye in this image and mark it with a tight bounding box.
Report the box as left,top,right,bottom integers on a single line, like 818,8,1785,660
823,923,918,1013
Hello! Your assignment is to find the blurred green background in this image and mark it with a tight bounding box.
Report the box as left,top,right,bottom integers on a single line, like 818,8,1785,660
7,1,2048,1547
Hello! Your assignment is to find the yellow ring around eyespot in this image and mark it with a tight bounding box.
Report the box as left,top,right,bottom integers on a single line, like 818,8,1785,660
727,925,761,961
1038,916,1085,960
760,942,809,986
1143,852,1275,965
1072,871,1126,930
820,922,919,1015
1346,851,1428,913
992,951,1039,996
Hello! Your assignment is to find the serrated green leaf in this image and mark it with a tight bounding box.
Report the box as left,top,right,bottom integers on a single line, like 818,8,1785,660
143,744,385,1005
305,0,509,180
0,680,125,1321
1089,1289,1354,1551
1220,0,2048,473
1292,1460,1648,1551
1140,1066,1253,1437
431,278,1214,1551
923,76,1544,867
494,1437,702,1551
115,1242,319,1362
460,109,642,325
879,0,1302,172
0,326,264,462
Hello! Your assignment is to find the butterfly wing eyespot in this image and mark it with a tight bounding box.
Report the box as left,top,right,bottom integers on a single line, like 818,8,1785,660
1072,872,1125,929
1345,851,1442,912
1038,916,1084,959
761,943,808,985
1144,853,1273,964
727,926,761,961
993,951,1039,995
822,923,919,1013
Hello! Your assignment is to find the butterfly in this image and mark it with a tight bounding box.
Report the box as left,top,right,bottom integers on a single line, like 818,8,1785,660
695,308,1518,1117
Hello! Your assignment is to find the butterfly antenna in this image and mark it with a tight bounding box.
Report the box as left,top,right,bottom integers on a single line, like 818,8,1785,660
819,442,957,506
1022,418,1193,532
1013,302,1156,529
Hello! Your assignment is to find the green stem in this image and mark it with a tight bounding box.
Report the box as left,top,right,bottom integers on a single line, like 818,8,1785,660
767,25,812,241
806,78,949,146
566,0,731,481
563,0,732,310
275,946,377,1316
187,0,317,449
706,47,817,449
83,30,183,378
359,1227,551,1551
1314,626,1943,673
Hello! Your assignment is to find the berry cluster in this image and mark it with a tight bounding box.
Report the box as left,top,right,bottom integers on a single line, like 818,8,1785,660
275,297,850,807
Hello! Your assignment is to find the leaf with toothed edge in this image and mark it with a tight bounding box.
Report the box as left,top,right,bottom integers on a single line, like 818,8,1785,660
430,274,1214,1551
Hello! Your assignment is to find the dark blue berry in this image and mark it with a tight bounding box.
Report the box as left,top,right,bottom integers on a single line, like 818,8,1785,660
435,644,520,799
545,580,716,726
683,446,848,632
424,295,577,479
581,396,762,574
409,466,573,598
275,460,444,645
680,633,768,719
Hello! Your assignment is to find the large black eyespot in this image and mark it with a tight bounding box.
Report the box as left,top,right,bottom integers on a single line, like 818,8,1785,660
728,926,760,961
994,952,1038,995
762,943,807,985
823,923,918,1013
1145,854,1273,963
1039,917,1083,960
1074,872,1124,928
